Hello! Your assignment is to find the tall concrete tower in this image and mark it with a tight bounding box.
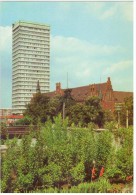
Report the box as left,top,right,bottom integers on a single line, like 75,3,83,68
12,21,50,114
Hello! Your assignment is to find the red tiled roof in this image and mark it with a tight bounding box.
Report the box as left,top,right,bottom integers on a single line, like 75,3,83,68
44,81,133,107
71,85,91,101
114,91,133,103
0,115,24,119
44,91,56,98
45,82,108,102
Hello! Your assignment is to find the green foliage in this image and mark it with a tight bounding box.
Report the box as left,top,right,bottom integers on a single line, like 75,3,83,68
114,96,133,127
105,127,133,180
30,179,112,193
104,110,115,123
69,96,105,127
87,122,96,130
95,131,113,167
69,179,112,193
14,115,32,126
0,122,8,135
70,162,85,184
104,121,117,131
24,93,50,124
24,90,105,128
116,127,133,177
1,116,133,192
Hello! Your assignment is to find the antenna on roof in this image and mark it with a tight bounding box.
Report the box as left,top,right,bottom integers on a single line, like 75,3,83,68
99,76,102,100
67,72,69,89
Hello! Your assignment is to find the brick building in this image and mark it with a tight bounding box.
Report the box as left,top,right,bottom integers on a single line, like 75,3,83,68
0,108,12,117
45,77,133,112
0,115,24,126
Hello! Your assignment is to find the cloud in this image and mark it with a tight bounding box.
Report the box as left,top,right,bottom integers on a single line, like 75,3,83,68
103,60,133,75
51,35,122,58
120,2,133,21
85,2,133,22
0,26,12,52
50,35,126,89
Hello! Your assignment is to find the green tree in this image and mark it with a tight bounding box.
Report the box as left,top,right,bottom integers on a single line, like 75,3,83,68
68,103,85,126
121,96,133,126
24,93,50,124
69,96,104,127
95,131,113,168
59,89,76,119
114,96,133,127
116,127,133,178
14,115,32,126
84,96,104,127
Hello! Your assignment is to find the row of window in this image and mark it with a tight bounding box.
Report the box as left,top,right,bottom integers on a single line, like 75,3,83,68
14,28,49,37
13,30,49,41
13,65,49,69
13,49,47,55
13,38,49,47
13,57,49,64
12,81,49,85
13,86,48,91
13,36,49,45
13,41,49,48
13,44,49,52
13,33,49,42
13,73,49,78
13,61,49,67
12,71,49,76
13,53,49,60
13,68,49,71
13,79,49,84
15,33,49,41
13,51,47,58
21,29,49,36
20,26,50,32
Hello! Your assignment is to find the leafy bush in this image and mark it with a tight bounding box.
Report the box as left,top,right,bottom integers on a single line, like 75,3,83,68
1,116,133,192
104,121,117,131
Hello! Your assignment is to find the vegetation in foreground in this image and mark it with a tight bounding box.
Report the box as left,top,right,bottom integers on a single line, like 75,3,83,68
1,115,133,193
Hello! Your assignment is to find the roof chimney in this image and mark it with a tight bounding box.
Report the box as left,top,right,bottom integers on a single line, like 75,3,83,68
56,82,62,94
107,77,111,84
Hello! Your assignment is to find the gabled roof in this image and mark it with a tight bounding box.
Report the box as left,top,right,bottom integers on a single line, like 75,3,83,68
114,91,133,103
71,85,91,101
44,81,133,105
45,82,108,102
94,83,109,92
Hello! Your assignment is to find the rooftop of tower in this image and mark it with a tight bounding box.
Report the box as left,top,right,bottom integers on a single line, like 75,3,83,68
12,20,50,29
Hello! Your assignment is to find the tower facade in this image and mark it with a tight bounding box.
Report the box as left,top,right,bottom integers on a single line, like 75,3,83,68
12,21,50,114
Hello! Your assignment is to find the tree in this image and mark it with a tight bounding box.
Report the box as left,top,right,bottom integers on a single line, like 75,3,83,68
84,96,104,127
121,96,133,126
59,89,76,119
114,96,133,127
69,97,104,127
24,93,50,124
14,115,32,126
95,131,113,168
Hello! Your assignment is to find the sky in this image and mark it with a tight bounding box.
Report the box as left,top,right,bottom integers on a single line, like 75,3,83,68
0,0,133,108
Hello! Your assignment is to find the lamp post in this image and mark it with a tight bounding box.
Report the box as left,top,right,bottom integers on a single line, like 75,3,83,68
115,103,123,129
126,109,128,128
63,102,65,121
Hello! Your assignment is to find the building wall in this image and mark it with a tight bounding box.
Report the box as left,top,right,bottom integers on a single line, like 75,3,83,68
12,21,50,114
45,78,133,112
0,108,12,116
